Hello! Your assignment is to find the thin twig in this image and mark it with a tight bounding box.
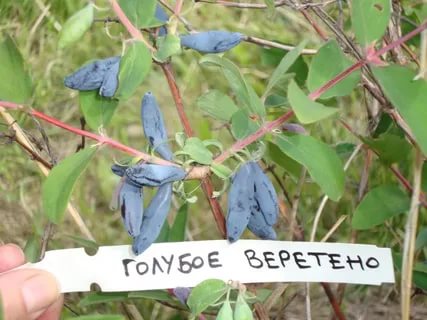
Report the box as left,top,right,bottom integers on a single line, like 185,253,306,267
160,62,226,237
288,168,306,241
0,108,95,240
320,282,346,320
39,222,53,260
243,36,317,55
339,120,427,208
401,150,423,319
0,101,175,166
335,150,372,313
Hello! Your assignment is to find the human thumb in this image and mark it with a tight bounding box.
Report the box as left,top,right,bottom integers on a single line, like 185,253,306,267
0,268,60,320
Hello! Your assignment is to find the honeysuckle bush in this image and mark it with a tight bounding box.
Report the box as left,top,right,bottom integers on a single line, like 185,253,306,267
0,0,426,319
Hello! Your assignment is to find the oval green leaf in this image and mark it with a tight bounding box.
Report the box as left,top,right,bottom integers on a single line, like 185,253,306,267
307,39,360,99
197,90,239,122
373,65,427,156
200,55,265,118
154,35,181,62
274,134,345,201
264,41,307,96
182,137,213,165
288,79,338,124
351,0,391,46
187,279,227,316
79,90,119,130
0,36,32,103
58,4,94,49
42,147,97,223
168,203,188,242
231,109,259,140
118,0,159,28
115,41,152,101
352,185,410,230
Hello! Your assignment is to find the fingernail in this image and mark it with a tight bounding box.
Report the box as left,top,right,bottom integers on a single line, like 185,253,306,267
21,273,60,314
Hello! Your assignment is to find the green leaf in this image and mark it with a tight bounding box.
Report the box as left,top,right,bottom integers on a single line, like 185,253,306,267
287,80,338,124
64,234,98,253
307,39,360,99
0,36,32,103
24,235,40,263
79,292,129,307
58,4,94,49
155,220,170,243
351,0,391,46
264,94,288,108
79,90,119,130
352,185,410,230
217,300,233,320
115,41,152,100
231,110,259,140
274,134,345,201
393,254,427,291
42,147,97,223
416,228,427,251
211,163,233,180
200,55,265,118
129,290,173,301
168,204,188,242
187,279,227,316
154,35,181,62
266,141,301,180
264,41,306,96
197,90,239,122
361,133,411,165
65,315,124,320
118,0,159,28
181,137,213,165
234,293,254,320
373,65,427,156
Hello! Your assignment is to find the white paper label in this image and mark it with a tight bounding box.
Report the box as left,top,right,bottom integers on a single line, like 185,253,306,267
18,240,394,293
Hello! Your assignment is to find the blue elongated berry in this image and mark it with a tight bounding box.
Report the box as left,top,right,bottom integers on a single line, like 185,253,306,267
125,163,186,187
132,183,173,255
247,199,277,240
226,163,254,242
141,92,173,161
119,182,143,237
180,31,243,53
64,56,120,93
111,164,127,177
250,162,278,226
99,58,120,97
155,4,169,36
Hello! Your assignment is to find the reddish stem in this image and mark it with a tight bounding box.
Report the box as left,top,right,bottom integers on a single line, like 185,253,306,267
161,64,195,137
308,61,364,101
0,102,174,167
300,10,328,41
321,282,346,320
110,0,155,51
214,110,294,163
160,63,226,237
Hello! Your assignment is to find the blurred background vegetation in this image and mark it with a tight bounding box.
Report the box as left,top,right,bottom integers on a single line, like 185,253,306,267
0,0,426,319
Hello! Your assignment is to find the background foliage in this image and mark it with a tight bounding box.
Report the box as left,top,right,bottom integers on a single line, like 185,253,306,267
0,0,426,319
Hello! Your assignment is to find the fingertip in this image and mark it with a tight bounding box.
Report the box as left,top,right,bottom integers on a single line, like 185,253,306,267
0,243,26,272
